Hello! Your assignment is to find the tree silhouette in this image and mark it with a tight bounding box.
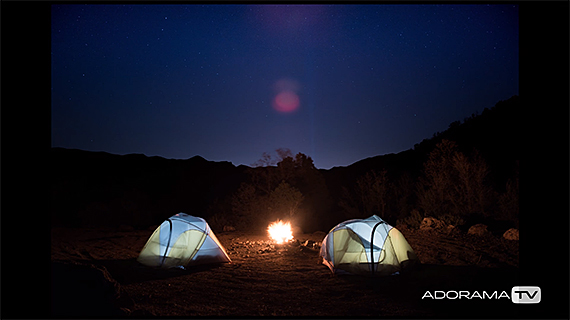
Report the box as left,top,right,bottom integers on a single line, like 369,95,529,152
232,148,325,231
268,181,304,220
417,139,458,220
451,149,492,218
339,169,390,221
417,139,494,225
249,148,294,196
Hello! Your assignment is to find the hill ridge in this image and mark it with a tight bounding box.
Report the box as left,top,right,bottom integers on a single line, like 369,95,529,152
51,95,521,231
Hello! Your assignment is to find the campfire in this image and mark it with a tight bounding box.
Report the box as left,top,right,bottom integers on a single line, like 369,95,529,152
267,220,294,244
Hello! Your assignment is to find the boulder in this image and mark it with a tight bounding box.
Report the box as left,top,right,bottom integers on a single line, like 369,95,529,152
420,217,445,230
223,225,236,232
503,228,519,241
468,224,491,236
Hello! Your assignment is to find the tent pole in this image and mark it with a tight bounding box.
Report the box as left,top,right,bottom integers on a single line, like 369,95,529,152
370,221,383,276
160,219,173,267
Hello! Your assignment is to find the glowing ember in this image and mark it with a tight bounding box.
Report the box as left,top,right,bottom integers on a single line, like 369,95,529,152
267,220,294,244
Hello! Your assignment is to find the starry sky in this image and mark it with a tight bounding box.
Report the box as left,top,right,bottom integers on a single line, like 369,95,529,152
51,4,519,169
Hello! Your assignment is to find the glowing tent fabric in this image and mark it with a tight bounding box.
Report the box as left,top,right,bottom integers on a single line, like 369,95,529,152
320,215,418,276
137,213,231,268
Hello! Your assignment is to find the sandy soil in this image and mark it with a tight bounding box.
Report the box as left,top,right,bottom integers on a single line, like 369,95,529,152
51,226,520,317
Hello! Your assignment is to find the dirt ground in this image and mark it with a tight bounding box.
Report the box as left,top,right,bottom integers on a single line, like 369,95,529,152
51,226,520,318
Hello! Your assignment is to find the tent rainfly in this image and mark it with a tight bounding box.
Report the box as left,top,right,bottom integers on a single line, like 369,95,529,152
137,213,231,268
320,215,418,276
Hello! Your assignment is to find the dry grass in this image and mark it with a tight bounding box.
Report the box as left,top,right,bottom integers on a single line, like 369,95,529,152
51,227,519,317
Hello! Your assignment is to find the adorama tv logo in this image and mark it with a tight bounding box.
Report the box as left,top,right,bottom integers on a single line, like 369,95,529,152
511,286,541,304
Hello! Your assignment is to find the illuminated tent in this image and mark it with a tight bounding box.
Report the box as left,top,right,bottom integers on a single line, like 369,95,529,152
137,213,231,268
320,215,418,276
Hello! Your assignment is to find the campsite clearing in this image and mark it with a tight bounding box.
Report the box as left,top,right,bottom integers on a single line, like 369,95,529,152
51,226,519,317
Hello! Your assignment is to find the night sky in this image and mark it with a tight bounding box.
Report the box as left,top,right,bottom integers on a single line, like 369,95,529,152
51,4,519,169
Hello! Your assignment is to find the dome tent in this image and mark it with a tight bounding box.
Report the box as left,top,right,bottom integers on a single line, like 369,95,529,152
320,215,418,276
137,213,231,268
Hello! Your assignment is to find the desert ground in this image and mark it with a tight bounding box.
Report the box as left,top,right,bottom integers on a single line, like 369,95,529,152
51,225,520,318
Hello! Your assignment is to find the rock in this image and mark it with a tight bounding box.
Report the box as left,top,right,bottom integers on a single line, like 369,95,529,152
303,240,315,247
503,228,519,240
223,225,236,232
468,224,491,236
420,217,445,230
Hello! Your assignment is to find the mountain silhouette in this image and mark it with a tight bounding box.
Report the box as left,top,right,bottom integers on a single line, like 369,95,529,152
50,148,247,228
51,95,521,230
325,95,521,195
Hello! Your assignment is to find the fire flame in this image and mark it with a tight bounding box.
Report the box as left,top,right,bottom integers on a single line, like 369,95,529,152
267,220,294,244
